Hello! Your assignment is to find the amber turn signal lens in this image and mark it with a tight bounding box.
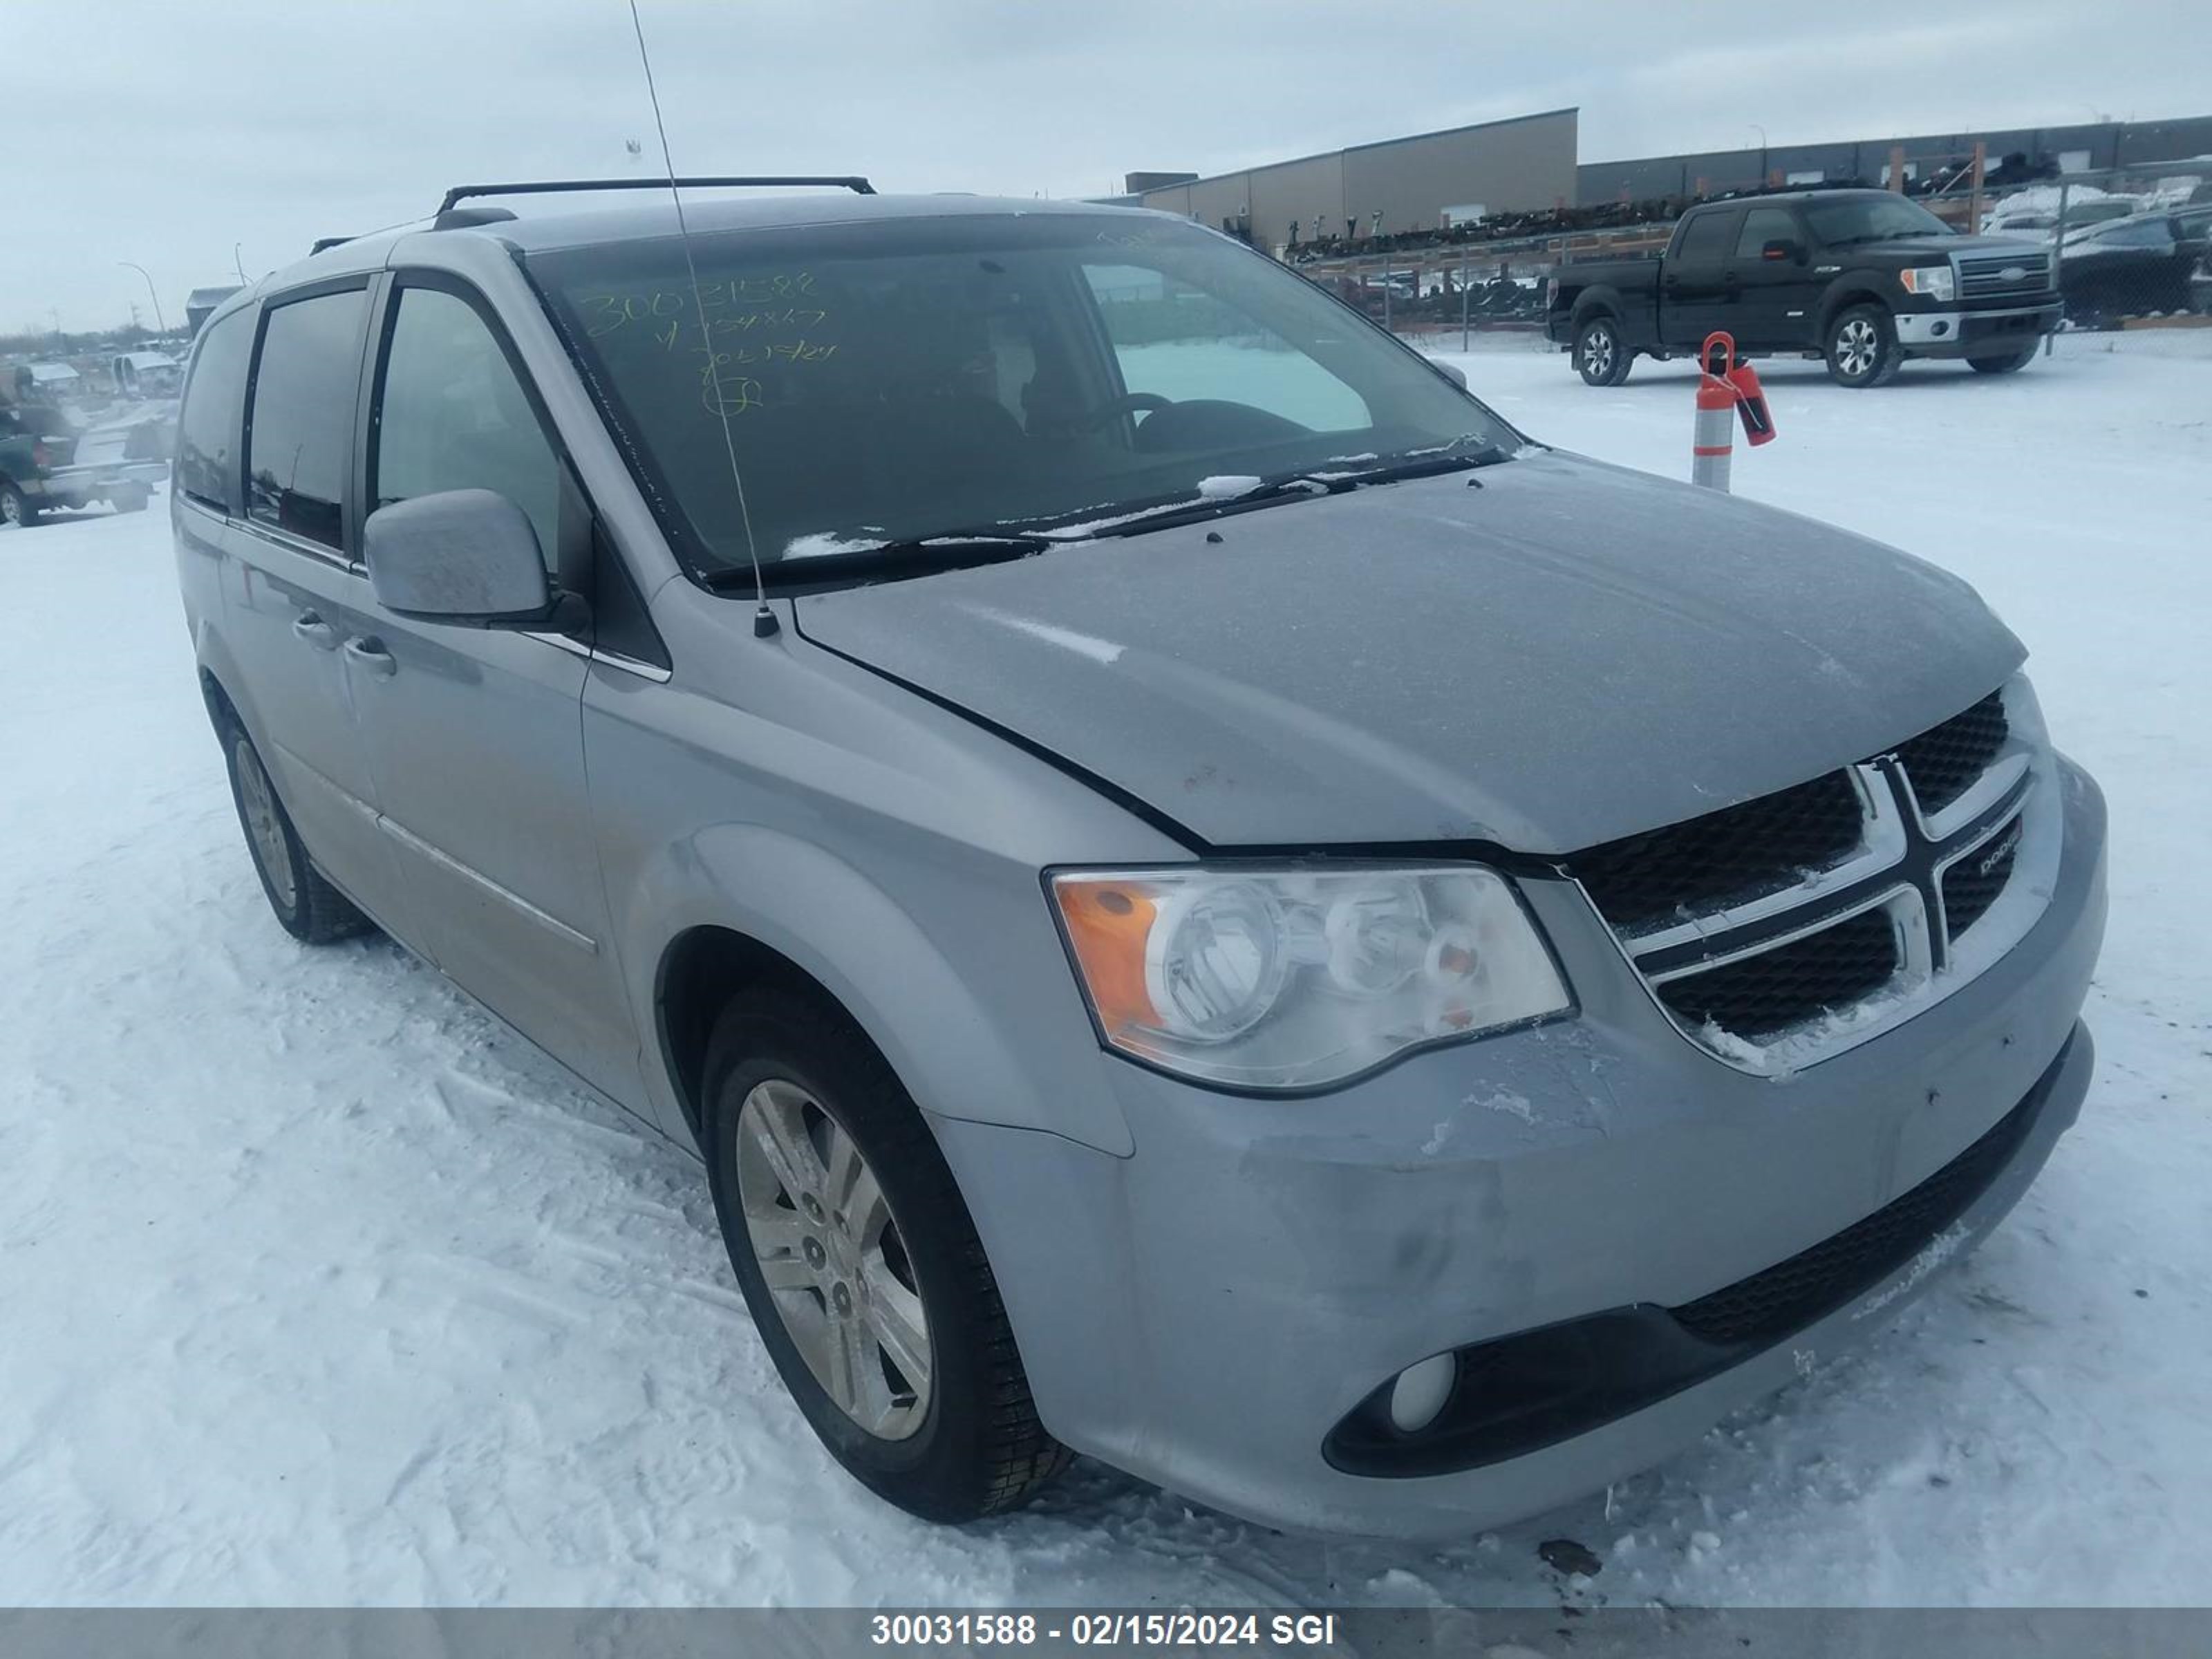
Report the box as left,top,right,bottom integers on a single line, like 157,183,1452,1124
1054,880,1158,1035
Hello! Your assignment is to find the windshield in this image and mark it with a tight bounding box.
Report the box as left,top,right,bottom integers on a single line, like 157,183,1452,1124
1803,195,1952,245
529,213,1512,577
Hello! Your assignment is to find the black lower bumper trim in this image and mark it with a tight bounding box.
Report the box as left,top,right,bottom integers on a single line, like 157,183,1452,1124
1324,1033,2074,1478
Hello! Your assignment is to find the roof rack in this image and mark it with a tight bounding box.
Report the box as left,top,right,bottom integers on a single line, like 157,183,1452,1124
436,176,876,214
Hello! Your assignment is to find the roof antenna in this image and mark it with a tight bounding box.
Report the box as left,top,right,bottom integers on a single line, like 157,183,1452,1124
626,0,777,637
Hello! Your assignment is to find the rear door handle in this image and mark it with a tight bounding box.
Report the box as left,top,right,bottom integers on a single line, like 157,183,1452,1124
343,635,397,677
292,610,339,650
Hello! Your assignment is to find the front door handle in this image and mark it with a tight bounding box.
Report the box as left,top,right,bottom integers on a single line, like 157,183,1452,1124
292,610,339,650
344,635,397,677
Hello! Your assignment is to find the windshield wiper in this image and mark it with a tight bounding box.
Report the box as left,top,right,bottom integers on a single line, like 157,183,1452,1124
702,532,1053,590
1094,440,1512,539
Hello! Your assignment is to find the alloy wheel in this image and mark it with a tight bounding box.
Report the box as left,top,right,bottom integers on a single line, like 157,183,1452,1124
1835,318,1878,378
1582,324,1615,378
733,1077,934,1440
234,738,298,910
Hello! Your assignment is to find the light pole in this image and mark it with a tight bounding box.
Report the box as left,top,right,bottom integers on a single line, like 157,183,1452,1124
119,261,167,335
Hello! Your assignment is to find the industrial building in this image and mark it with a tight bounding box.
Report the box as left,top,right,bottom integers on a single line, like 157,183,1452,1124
1121,109,1579,252
1121,111,2212,251
1576,113,2212,205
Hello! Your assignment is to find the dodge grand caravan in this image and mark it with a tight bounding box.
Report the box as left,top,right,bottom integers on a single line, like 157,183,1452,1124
171,182,2106,1538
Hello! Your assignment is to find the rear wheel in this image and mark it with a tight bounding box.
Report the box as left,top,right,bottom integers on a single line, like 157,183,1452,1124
1,482,40,529
1967,350,2035,375
221,722,373,944
1574,314,1633,386
1825,303,1903,387
703,986,1070,1522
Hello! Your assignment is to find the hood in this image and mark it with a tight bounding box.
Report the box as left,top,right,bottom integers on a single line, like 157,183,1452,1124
794,452,2024,853
1855,234,2045,262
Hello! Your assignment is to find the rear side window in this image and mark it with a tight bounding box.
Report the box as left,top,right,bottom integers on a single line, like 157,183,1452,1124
247,289,368,551
371,285,563,566
176,309,255,512
1672,212,1734,264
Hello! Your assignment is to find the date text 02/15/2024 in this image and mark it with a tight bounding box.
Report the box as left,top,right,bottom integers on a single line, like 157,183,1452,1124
870,1612,1343,1649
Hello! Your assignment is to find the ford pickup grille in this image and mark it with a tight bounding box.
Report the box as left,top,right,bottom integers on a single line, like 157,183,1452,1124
1957,252,2052,300
1569,683,2049,1071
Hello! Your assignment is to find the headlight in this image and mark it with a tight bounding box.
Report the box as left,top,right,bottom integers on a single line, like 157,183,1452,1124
1049,865,1570,1090
1898,265,1956,303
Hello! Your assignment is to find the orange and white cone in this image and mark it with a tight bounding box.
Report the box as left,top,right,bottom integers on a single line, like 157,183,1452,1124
1692,368,1736,491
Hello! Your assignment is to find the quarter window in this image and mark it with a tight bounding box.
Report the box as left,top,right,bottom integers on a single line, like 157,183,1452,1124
371,286,563,566
176,308,256,513
1673,212,1734,263
246,289,368,551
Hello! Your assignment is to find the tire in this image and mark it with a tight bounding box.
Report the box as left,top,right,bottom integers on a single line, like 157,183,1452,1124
1967,350,2035,375
702,985,1071,1522
1825,303,1903,387
220,720,373,944
1573,314,1633,386
1,482,41,529
113,485,151,512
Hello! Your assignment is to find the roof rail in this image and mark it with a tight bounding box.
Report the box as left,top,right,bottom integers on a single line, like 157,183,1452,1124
436,176,876,214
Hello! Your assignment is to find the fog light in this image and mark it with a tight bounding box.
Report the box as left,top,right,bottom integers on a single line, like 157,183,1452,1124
1931,321,1951,337
1387,1353,1457,1432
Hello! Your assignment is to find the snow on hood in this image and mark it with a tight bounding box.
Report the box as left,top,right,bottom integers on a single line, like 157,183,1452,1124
793,451,2024,853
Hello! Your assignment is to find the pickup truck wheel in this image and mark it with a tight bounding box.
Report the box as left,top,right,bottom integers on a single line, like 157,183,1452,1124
1826,304,1903,387
1,482,41,529
221,722,373,944
702,985,1071,1522
1574,315,1633,386
1967,350,2035,375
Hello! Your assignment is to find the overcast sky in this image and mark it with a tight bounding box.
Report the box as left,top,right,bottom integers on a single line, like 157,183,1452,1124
19,0,2211,332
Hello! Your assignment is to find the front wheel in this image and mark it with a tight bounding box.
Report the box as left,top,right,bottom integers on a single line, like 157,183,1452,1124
1825,303,1903,387
1967,350,2035,375
1,482,40,529
703,986,1070,1523
1574,315,1633,386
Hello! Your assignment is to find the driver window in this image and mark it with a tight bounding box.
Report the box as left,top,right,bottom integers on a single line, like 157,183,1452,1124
372,285,563,570
1082,263,1370,433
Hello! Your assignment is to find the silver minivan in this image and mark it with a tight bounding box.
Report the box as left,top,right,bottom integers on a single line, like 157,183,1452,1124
171,182,2106,1538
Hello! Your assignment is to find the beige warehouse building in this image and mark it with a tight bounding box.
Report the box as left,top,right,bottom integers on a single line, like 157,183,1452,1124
1130,108,1578,251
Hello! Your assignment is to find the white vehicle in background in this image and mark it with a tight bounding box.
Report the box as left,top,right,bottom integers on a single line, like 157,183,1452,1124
1984,191,2146,242
112,352,183,400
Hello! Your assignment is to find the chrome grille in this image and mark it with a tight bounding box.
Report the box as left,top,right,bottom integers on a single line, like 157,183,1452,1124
1958,252,2052,300
1571,680,2050,1071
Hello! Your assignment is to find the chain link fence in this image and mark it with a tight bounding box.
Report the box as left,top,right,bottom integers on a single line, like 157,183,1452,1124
1288,158,2211,348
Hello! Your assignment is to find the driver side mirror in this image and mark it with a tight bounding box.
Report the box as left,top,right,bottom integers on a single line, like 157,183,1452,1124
1433,361,1469,391
1762,239,1807,264
364,489,562,628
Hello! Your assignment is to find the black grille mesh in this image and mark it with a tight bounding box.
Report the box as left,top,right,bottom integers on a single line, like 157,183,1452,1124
1573,770,1864,936
1656,909,1898,1042
1671,1085,2034,1347
1893,691,2009,816
1942,816,2022,942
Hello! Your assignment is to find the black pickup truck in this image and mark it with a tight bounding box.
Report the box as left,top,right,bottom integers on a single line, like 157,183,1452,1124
1546,189,2061,388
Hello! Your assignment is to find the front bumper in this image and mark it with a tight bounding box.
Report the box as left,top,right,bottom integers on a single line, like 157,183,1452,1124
935,758,2106,1538
1895,301,2061,355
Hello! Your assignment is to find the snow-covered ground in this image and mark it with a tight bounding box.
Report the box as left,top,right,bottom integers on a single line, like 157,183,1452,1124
3,330,2208,1608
